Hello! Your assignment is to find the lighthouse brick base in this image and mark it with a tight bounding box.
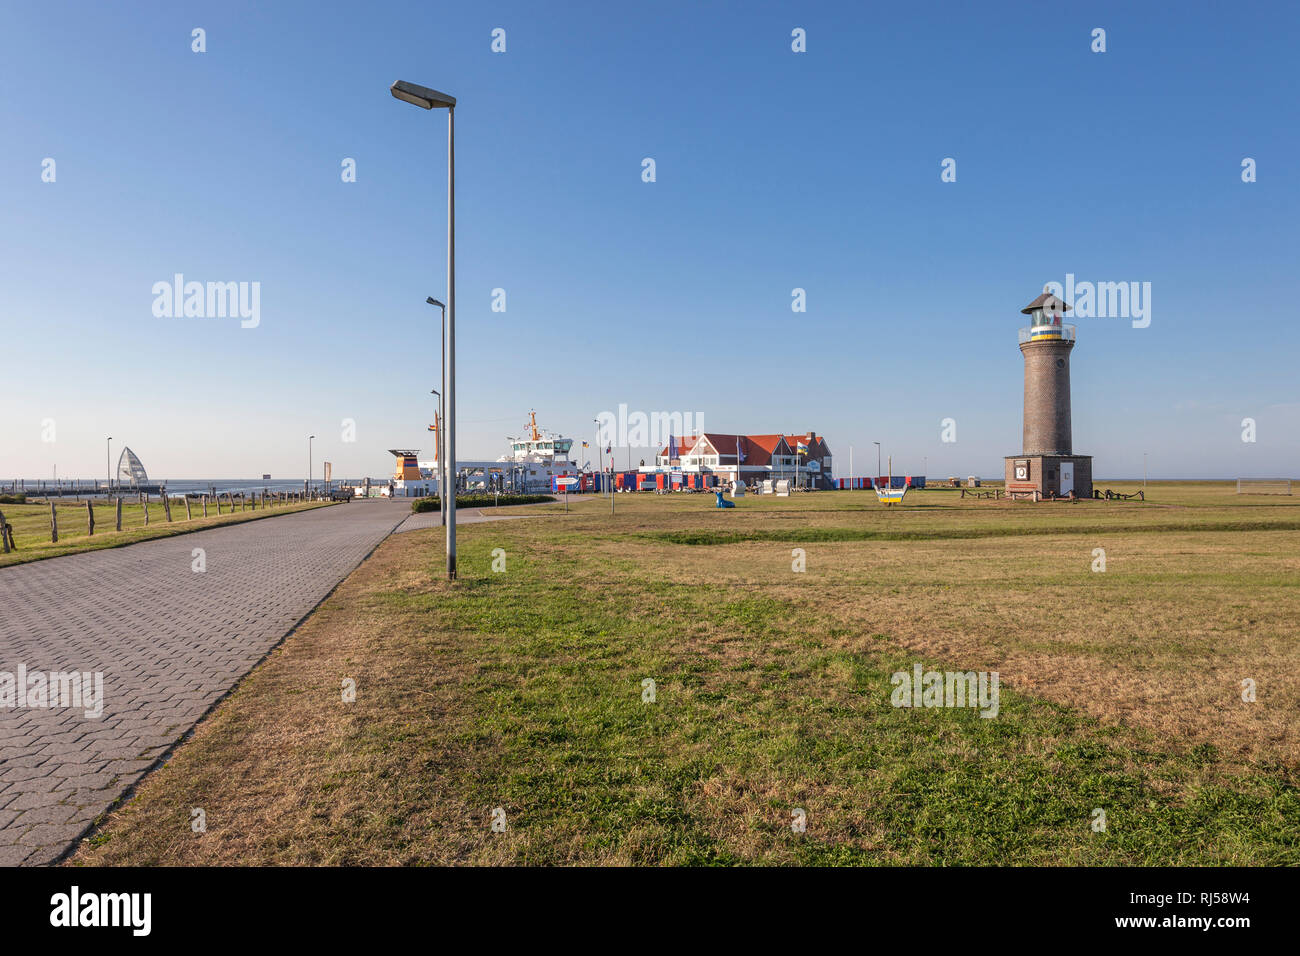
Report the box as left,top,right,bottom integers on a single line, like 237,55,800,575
1004,454,1092,499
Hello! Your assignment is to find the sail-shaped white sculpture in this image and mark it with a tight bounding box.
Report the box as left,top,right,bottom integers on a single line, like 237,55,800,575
116,446,149,488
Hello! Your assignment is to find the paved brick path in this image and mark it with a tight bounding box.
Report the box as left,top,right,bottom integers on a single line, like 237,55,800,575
0,499,410,866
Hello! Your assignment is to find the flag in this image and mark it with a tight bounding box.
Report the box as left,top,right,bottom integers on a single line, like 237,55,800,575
668,435,677,460
427,424,436,431
797,440,808,455
735,437,746,463
605,445,611,456
582,441,589,448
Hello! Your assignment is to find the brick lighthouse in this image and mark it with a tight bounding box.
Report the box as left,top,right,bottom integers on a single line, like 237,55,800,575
1004,289,1093,499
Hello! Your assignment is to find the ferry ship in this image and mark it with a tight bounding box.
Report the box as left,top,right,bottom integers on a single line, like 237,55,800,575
385,411,581,497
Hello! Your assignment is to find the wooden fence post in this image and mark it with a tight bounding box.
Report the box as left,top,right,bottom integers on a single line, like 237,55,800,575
143,494,149,525
202,495,208,517
216,494,222,515
87,500,94,536
184,496,192,520
0,509,10,553
115,497,123,531
162,494,173,522
50,502,58,543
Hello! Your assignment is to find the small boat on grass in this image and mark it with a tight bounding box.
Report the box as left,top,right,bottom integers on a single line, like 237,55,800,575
875,456,909,505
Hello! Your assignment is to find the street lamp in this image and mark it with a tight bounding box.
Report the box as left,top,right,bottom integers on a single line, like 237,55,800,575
106,436,112,494
308,435,315,496
430,388,445,526
427,296,447,524
393,79,458,580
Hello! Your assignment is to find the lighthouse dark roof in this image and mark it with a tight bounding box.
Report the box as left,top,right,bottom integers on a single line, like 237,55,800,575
1021,292,1073,315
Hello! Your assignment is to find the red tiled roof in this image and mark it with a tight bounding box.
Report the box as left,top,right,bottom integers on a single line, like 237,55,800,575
746,434,787,455
704,433,766,466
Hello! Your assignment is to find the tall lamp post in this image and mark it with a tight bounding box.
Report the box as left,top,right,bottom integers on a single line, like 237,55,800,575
428,296,447,524
393,79,457,580
430,387,445,525
873,441,881,489
106,436,112,494
308,435,315,496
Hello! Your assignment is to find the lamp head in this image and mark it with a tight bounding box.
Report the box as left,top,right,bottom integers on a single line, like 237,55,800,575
391,80,456,110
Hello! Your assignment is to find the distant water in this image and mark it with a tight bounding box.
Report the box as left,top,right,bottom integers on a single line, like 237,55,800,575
163,479,387,496
8,478,387,497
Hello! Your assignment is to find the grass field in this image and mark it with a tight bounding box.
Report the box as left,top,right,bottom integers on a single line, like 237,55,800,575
0,497,331,568
70,481,1300,865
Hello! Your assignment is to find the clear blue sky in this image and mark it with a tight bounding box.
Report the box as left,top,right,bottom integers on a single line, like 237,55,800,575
2,0,1296,481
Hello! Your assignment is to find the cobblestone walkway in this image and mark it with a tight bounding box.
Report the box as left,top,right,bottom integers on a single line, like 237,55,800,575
0,500,410,865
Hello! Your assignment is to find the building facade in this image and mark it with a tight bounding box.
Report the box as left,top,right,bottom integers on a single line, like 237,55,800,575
653,431,834,489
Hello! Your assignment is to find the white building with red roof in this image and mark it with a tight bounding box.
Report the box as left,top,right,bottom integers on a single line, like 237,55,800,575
654,431,834,489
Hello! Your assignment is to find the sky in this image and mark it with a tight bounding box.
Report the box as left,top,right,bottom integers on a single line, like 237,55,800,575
1,0,1297,481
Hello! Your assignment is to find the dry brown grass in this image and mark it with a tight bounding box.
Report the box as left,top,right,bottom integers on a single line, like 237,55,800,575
596,528,1300,772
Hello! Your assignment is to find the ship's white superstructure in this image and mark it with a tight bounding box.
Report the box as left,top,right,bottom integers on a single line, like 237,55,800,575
385,411,580,497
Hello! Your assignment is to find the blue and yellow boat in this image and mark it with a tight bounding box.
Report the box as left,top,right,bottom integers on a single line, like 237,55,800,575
874,457,909,504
